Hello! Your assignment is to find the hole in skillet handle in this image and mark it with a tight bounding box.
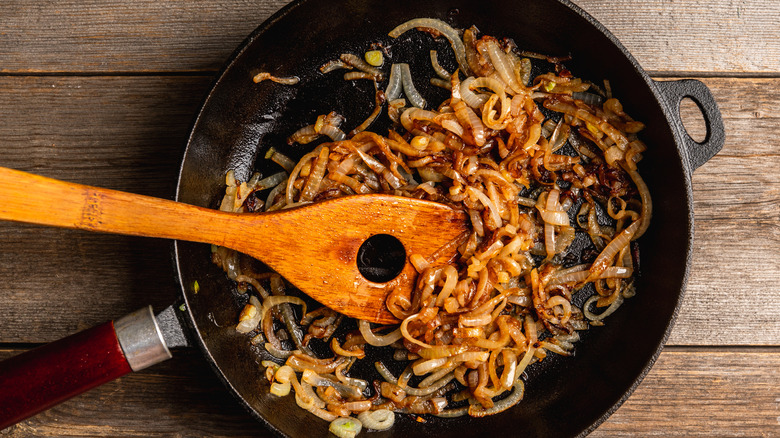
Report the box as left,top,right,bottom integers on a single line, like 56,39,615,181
654,79,726,171
357,234,406,283
679,97,707,143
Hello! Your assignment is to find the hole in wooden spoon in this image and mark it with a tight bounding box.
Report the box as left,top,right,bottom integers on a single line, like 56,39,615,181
357,234,406,283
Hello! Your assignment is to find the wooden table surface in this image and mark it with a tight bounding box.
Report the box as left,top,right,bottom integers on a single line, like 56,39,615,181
1,0,778,436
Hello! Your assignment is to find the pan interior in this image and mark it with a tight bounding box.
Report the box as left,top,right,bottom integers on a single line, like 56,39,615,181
175,0,691,437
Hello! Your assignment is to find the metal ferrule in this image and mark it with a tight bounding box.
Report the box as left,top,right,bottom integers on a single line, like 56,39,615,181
114,306,173,371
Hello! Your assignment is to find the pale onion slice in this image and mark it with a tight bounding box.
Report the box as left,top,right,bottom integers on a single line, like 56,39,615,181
460,77,489,109
357,409,395,431
385,64,403,101
236,295,262,333
583,294,625,321
269,381,291,397
430,50,451,79
389,18,470,76
358,319,402,347
399,63,426,108
329,417,363,438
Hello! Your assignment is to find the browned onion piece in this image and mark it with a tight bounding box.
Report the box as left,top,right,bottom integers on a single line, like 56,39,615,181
252,72,300,85
482,38,521,93
589,220,640,280
350,84,386,136
468,380,525,417
340,53,384,79
453,100,486,146
288,125,319,145
300,147,330,202
320,59,352,73
344,71,376,81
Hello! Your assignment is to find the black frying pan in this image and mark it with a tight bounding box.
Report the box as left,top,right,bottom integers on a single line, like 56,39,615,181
174,0,723,436
0,0,724,436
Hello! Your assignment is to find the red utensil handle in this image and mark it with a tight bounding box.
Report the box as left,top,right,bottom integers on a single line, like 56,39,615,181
0,306,172,429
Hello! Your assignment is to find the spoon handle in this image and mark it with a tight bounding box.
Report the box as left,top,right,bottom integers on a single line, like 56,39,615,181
0,166,470,324
0,167,235,245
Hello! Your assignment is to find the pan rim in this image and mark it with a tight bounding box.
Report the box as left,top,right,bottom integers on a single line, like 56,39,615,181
173,0,695,436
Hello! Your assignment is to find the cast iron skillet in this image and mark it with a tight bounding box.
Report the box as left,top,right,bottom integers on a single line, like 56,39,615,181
0,0,724,435
0,0,725,434
173,0,724,437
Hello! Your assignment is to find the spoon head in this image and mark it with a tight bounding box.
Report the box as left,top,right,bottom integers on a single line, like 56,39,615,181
238,194,469,324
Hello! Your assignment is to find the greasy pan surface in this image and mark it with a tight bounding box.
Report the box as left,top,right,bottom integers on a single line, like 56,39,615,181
175,0,693,436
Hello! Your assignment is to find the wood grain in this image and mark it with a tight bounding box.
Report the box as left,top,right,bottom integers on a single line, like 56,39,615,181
0,1,777,75
1,1,778,433
0,75,211,191
667,77,780,345
580,0,780,75
673,218,780,346
0,167,467,324
1,347,777,437
0,225,180,343
0,0,291,74
0,76,204,343
591,348,780,437
1,75,777,344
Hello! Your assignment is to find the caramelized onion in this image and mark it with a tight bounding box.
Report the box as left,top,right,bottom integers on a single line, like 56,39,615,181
223,19,652,427
483,39,521,93
589,220,640,280
468,380,525,417
252,72,300,85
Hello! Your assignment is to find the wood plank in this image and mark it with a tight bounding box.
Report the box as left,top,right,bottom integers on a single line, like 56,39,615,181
671,218,780,346
0,0,776,74
1,348,777,436
579,0,780,75
687,155,779,336
692,156,779,220
591,348,780,437
675,77,780,157
0,0,290,74
0,75,212,190
666,77,780,345
0,76,777,345
0,225,180,342
0,76,210,342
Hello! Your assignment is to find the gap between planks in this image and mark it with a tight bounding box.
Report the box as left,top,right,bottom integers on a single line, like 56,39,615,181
0,0,778,74
3,71,780,79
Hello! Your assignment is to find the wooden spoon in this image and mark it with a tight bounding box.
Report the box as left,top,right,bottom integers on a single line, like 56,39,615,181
0,167,469,324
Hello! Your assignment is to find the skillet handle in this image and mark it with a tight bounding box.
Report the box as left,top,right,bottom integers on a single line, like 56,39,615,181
654,79,725,171
0,306,172,430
